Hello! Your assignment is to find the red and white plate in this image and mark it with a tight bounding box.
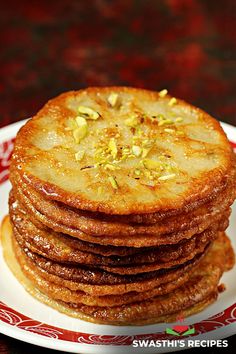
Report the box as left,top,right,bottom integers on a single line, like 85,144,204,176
0,120,236,353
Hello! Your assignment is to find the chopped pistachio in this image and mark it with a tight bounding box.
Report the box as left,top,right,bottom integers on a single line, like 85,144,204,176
76,116,87,127
159,89,168,98
132,145,142,157
158,173,176,181
142,139,149,146
142,147,151,158
175,117,183,123
120,154,128,161
65,118,78,131
125,114,139,127
158,119,174,126
136,127,143,136
144,170,151,178
108,93,119,107
135,169,141,175
108,176,118,189
75,151,85,161
164,128,175,133
145,180,155,187
73,125,88,143
78,106,100,120
157,114,165,120
104,164,116,171
143,159,163,170
165,165,173,172
168,97,177,106
176,130,185,136
122,147,130,154
108,138,118,159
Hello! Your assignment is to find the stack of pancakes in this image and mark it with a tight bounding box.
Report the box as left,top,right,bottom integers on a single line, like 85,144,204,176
3,87,236,325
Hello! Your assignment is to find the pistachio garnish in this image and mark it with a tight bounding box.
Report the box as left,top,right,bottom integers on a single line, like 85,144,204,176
74,99,181,186
158,119,174,126
76,116,87,127
65,118,78,131
144,170,154,179
125,114,139,127
143,159,164,170
78,106,100,120
158,89,168,98
75,151,85,161
176,130,185,136
175,117,183,122
73,125,88,143
108,93,119,107
141,147,151,158
122,147,130,154
168,97,177,106
132,145,142,157
164,128,175,133
158,173,176,181
108,138,118,159
104,164,117,171
108,176,118,189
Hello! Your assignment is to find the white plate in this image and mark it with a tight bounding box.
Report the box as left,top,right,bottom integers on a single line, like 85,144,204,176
0,120,236,353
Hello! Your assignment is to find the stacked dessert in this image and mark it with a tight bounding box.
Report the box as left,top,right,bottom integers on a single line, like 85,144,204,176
2,87,235,325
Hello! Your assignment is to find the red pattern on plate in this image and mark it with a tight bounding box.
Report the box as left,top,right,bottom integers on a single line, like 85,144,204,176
231,141,236,151
0,138,15,184
0,136,236,345
0,301,236,345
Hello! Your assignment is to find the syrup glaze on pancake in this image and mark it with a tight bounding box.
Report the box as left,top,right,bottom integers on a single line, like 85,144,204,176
2,216,203,296
10,167,236,237
59,293,218,325
11,87,234,215
4,87,236,325
17,240,207,285
32,232,235,325
13,235,195,307
10,194,218,266
2,215,234,325
12,186,231,248
1,216,221,324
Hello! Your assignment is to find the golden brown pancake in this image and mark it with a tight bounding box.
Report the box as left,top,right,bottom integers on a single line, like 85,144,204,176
10,194,218,266
4,87,236,326
11,87,235,216
1,216,234,325
12,236,195,307
11,187,230,248
26,233,235,325
1,216,204,296
59,293,218,325
15,240,207,285
13,224,212,275
10,167,236,236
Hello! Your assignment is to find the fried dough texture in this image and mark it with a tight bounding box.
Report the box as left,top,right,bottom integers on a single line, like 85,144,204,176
5,87,236,325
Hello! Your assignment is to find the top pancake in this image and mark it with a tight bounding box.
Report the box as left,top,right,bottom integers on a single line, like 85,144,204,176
11,87,234,215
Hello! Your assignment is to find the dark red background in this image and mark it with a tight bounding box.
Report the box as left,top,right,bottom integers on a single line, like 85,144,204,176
0,0,235,128
0,0,236,353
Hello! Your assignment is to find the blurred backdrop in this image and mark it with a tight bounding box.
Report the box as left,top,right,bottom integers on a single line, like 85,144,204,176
0,0,235,128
